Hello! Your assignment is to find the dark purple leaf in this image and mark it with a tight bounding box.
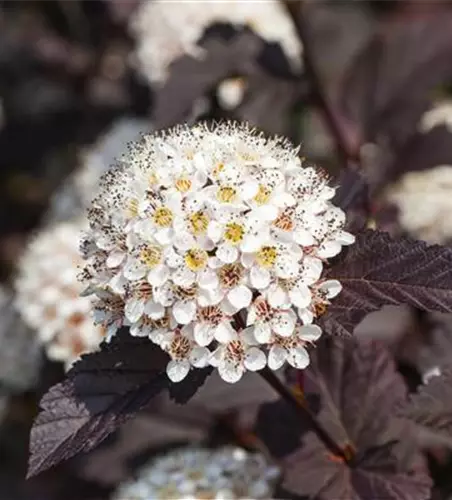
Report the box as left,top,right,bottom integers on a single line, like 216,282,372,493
385,126,452,186
168,366,212,404
152,32,263,129
79,372,277,486
340,8,452,157
321,230,452,336
397,367,452,445
333,168,370,233
257,338,431,499
233,74,303,137
28,333,209,478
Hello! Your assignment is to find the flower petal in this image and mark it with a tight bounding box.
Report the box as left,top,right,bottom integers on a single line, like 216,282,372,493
319,279,342,299
173,300,196,324
144,301,165,319
214,322,236,343
244,347,266,371
268,345,287,371
254,322,272,343
124,299,144,323
317,241,341,258
207,221,223,243
198,269,219,289
338,231,355,245
250,266,271,289
287,346,310,369
298,324,322,342
189,346,210,367
147,264,169,287
219,360,244,383
298,308,314,325
123,258,146,281
172,267,195,287
216,244,238,264
194,323,214,346
271,310,296,337
293,229,315,246
166,359,190,382
289,283,311,308
106,251,125,268
267,285,287,308
227,285,252,309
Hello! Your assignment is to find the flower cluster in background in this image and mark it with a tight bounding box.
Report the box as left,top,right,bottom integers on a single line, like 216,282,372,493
47,119,150,224
419,100,452,133
15,220,105,369
130,0,302,84
111,446,280,500
386,165,452,244
81,122,354,383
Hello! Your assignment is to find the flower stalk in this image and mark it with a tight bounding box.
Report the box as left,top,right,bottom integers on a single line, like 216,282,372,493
259,366,350,463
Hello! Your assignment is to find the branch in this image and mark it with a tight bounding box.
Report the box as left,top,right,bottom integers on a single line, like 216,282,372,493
259,367,351,463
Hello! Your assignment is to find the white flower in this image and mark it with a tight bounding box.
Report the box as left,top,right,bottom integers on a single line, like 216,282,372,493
160,325,210,382
15,219,105,369
209,327,267,383
81,122,354,382
217,78,247,110
111,446,280,500
385,165,452,244
268,324,322,370
130,0,303,84
297,280,343,325
419,100,452,133
247,297,297,343
194,305,232,346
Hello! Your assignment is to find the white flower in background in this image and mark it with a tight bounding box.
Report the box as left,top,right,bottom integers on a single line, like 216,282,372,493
81,122,354,383
15,220,105,369
47,119,149,223
386,165,452,244
130,0,302,84
111,446,280,500
217,78,247,110
419,100,452,133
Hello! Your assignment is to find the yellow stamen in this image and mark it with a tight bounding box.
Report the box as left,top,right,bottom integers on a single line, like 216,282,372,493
217,186,237,203
149,172,158,186
140,245,163,268
153,207,173,227
128,198,139,218
256,246,278,268
224,222,244,244
212,162,225,178
274,209,294,231
185,248,208,271
189,211,209,235
254,184,272,205
175,177,192,193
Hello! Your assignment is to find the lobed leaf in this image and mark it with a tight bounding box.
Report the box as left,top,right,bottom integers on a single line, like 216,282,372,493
27,332,210,478
397,368,452,445
321,230,452,336
340,8,452,158
256,338,432,499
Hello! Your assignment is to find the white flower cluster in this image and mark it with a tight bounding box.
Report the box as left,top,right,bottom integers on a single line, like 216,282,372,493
81,122,354,383
419,100,452,133
386,165,452,244
111,446,280,500
15,220,105,368
130,0,302,84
